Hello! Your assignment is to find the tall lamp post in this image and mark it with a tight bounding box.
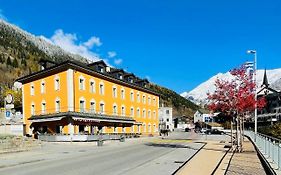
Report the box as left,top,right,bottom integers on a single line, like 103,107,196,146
247,50,257,141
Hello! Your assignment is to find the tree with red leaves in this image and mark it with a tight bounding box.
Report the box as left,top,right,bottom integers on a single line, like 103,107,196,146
207,65,266,151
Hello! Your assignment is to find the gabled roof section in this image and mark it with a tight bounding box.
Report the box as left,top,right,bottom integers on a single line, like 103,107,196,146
87,60,107,67
197,108,210,114
109,68,126,74
257,86,279,96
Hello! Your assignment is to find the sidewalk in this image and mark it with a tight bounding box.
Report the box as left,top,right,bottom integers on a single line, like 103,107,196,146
176,140,230,175
176,137,268,175
225,137,267,175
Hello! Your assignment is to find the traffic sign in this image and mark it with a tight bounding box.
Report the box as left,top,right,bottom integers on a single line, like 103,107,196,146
6,111,11,118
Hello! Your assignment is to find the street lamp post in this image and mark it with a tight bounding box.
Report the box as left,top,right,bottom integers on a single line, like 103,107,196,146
247,50,257,142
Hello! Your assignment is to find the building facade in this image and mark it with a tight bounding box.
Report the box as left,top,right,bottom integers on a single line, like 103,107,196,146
158,107,173,131
257,70,281,124
17,60,159,136
193,109,212,123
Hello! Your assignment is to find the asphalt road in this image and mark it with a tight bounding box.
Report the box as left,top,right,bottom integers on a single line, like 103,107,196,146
0,132,227,175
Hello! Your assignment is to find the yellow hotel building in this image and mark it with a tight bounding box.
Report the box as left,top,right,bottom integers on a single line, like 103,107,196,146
17,60,159,138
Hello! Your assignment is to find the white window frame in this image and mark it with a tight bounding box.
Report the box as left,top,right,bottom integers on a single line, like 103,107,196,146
153,110,156,119
99,82,104,95
121,105,125,116
153,97,156,106
142,109,146,118
41,80,45,94
121,88,125,100
30,83,34,96
130,107,134,117
31,103,35,115
137,92,140,103
54,75,60,91
79,76,85,90
148,96,151,105
143,123,146,132
148,123,151,132
89,79,95,93
41,101,46,114
79,98,86,113
137,108,140,117
90,100,96,113
142,95,146,104
148,110,151,119
99,101,105,114
130,91,134,101
55,98,60,113
112,86,117,98
113,104,118,115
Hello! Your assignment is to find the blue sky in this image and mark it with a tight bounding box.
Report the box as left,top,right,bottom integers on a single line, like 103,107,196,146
1,0,281,93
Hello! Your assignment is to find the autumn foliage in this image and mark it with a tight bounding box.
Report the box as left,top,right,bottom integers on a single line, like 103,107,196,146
207,65,266,115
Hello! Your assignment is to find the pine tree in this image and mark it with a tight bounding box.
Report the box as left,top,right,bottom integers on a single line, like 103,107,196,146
12,58,18,68
21,58,27,67
6,56,12,66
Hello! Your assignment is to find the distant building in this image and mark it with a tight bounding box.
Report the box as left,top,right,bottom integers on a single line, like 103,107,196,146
257,69,281,124
158,107,173,131
193,109,213,123
173,116,189,130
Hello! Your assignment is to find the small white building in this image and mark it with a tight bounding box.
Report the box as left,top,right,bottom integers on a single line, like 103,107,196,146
194,109,212,123
158,107,173,131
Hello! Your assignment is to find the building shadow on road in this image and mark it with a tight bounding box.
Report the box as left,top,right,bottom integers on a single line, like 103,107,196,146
144,142,200,150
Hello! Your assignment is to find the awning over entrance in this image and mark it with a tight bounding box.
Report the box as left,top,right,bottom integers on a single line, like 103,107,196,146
28,111,136,126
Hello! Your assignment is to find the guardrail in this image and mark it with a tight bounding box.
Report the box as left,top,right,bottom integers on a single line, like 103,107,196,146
245,131,281,171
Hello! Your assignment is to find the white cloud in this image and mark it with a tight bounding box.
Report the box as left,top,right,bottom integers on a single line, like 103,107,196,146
114,58,123,65
48,29,101,61
83,36,102,48
0,9,7,20
108,51,117,58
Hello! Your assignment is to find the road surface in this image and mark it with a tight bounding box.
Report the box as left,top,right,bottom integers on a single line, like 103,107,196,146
0,132,227,175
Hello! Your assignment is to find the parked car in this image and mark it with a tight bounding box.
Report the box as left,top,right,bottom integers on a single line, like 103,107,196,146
201,128,208,133
205,129,224,135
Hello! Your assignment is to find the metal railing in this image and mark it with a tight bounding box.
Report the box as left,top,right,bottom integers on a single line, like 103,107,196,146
38,133,140,142
245,130,281,170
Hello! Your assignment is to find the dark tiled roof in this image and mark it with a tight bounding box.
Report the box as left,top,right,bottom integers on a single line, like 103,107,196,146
16,60,159,96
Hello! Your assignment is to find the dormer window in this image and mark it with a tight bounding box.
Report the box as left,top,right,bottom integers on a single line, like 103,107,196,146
98,66,104,73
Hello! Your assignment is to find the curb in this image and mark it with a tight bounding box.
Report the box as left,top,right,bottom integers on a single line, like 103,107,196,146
211,145,235,175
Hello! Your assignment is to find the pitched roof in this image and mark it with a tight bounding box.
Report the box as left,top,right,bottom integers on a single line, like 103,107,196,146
262,69,269,87
16,60,159,96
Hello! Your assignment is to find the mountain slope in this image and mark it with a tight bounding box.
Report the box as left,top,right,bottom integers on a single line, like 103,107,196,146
182,68,281,104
